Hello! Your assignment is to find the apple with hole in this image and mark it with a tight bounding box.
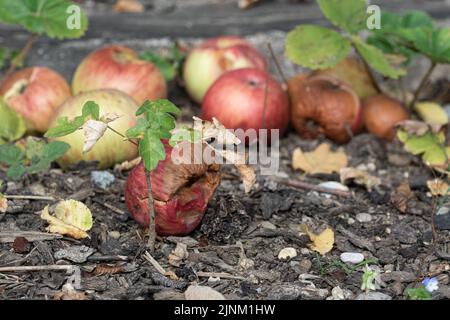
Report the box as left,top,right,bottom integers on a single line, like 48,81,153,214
183,35,267,103
72,45,167,105
49,89,140,169
0,67,71,133
125,142,221,236
201,68,289,143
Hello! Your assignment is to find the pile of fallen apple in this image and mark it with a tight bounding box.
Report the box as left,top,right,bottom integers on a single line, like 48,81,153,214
0,35,412,236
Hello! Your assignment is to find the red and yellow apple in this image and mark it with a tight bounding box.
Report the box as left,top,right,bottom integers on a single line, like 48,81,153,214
183,35,266,103
72,45,167,105
49,89,139,169
288,74,363,144
201,68,290,142
125,142,221,236
0,67,71,133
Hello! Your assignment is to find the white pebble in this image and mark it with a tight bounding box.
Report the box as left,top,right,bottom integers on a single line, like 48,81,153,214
340,252,364,264
318,181,349,192
278,247,297,261
356,213,372,223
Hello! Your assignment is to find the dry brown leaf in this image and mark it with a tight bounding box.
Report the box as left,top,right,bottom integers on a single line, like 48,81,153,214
100,113,121,123
292,143,348,174
168,243,189,267
83,120,108,153
396,120,439,136
427,179,450,196
114,157,142,172
238,0,259,9
236,164,256,193
339,167,381,191
390,181,413,214
300,224,334,255
113,0,144,13
0,195,7,213
53,284,88,300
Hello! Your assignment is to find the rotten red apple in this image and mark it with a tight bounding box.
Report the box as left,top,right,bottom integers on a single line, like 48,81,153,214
72,45,167,105
289,74,363,144
125,143,221,236
183,35,266,103
362,94,409,141
0,67,71,133
201,68,289,142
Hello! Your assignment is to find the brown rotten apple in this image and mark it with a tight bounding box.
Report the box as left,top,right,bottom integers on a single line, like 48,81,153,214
201,68,289,142
289,74,363,144
0,67,71,133
183,35,266,103
125,142,221,236
362,94,409,141
50,89,139,169
72,45,167,105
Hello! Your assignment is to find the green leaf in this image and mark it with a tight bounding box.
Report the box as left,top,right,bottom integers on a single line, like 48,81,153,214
169,128,202,147
25,137,46,160
154,99,181,116
45,116,82,138
285,25,351,69
411,27,450,63
0,98,26,143
0,0,89,39
406,287,432,300
7,164,26,180
139,130,166,171
139,51,176,81
126,118,149,138
42,141,70,161
317,0,367,34
0,144,24,166
353,39,406,79
82,101,100,120
0,47,6,69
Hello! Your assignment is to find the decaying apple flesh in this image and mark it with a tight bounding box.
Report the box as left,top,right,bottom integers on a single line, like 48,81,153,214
124,144,221,236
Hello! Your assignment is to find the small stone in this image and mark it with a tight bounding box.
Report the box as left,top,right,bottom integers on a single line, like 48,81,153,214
398,245,418,259
435,214,450,230
208,277,221,283
54,245,95,263
278,247,297,261
185,285,225,300
356,292,392,300
300,248,311,255
91,171,115,189
437,206,450,216
376,247,397,264
347,218,355,225
292,259,312,274
12,237,30,254
108,231,121,239
260,221,276,230
392,225,418,244
380,271,416,283
356,213,372,223
389,281,404,296
266,284,302,300
318,181,349,192
340,252,365,264
327,286,353,300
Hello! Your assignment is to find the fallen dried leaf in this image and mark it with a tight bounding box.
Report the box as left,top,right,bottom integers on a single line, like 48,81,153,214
113,0,144,13
53,283,88,300
414,102,449,126
300,224,334,255
168,243,189,267
41,200,93,239
390,181,413,214
236,164,256,193
83,120,107,153
292,143,348,174
396,120,437,136
114,157,142,172
340,167,381,191
185,285,226,300
0,194,7,213
427,179,450,196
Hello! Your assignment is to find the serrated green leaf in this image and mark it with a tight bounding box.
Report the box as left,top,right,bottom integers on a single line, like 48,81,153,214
126,118,149,138
139,51,175,81
7,163,26,180
0,0,88,39
0,144,24,166
354,39,405,79
45,116,82,138
42,141,70,161
25,137,46,160
317,0,367,34
411,27,450,63
0,98,26,143
27,159,51,175
139,130,166,171
82,101,100,120
154,99,181,116
285,25,350,69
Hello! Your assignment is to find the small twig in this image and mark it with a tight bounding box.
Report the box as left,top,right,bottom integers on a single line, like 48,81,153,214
431,196,438,243
87,255,130,262
145,171,156,252
91,198,125,215
3,33,38,79
410,61,437,108
106,125,138,146
274,178,351,197
0,231,62,243
4,195,56,201
267,42,288,84
0,265,73,273
196,271,246,281
143,251,166,275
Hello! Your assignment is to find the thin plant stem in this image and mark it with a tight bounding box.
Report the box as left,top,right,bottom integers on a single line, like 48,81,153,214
267,42,288,84
145,170,156,252
410,61,437,108
107,125,138,146
353,44,383,94
3,33,38,79
431,196,438,243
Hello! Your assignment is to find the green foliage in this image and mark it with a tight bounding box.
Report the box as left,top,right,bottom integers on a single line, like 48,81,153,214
45,101,99,138
0,138,69,180
0,47,7,69
285,25,351,69
0,0,88,39
169,127,202,147
317,0,367,34
0,99,26,144
411,28,450,64
139,45,186,81
406,287,432,300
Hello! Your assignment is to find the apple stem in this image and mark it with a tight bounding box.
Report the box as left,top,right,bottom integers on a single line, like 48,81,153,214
410,61,437,109
145,169,156,252
267,42,288,84
4,33,38,79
